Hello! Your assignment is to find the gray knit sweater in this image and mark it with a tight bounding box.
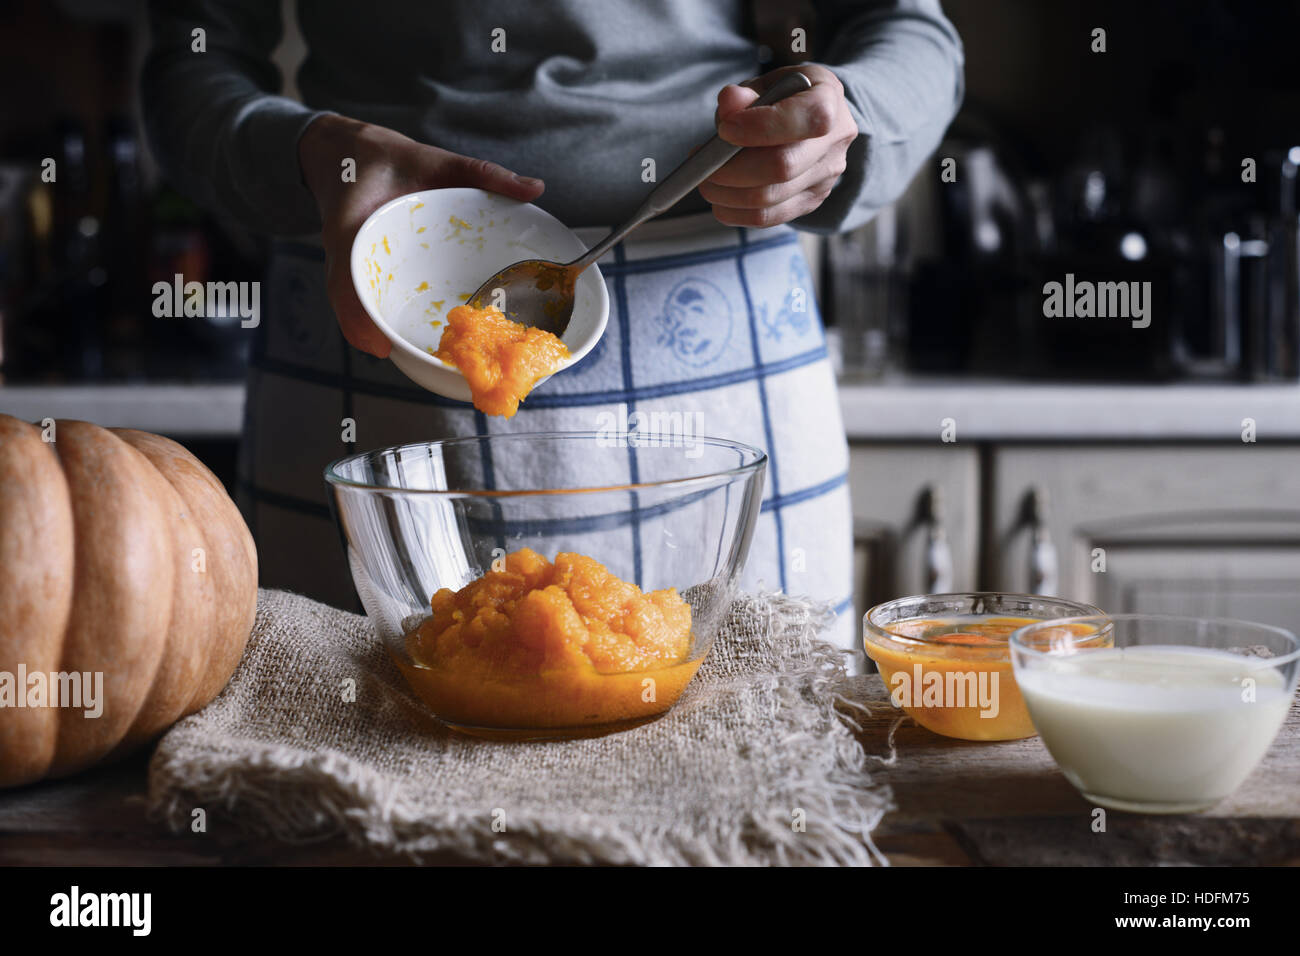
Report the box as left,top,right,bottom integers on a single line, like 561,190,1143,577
142,0,963,234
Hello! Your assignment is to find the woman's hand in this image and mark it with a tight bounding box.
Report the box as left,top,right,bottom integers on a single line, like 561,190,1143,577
700,64,857,228
299,115,544,357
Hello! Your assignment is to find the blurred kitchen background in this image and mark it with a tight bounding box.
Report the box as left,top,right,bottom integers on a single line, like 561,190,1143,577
3,0,1300,628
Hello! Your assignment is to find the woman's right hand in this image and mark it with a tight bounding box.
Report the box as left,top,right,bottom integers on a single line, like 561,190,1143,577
298,115,545,357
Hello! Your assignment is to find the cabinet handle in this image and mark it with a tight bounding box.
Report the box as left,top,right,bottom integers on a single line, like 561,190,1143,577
1026,486,1059,596
920,485,954,592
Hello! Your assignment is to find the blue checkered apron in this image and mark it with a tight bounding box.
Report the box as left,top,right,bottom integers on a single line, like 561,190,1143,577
239,212,854,648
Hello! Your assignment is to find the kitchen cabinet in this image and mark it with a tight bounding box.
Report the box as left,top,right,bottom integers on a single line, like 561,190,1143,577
841,378,1300,628
847,444,980,623
987,445,1300,630
847,439,1300,635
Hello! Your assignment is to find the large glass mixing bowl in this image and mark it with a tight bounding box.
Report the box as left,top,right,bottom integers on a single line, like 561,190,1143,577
326,432,766,739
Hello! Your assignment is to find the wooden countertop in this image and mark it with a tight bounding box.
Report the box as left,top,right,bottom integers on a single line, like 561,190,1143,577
5,378,1300,443
0,383,245,437
838,376,1300,441
2,680,1295,866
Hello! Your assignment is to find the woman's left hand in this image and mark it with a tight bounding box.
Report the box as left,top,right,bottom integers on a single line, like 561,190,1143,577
701,64,858,228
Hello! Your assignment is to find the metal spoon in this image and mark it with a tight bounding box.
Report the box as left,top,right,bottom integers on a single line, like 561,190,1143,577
467,70,813,336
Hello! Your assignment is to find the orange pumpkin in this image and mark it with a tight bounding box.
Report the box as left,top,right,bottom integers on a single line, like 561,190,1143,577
0,415,257,787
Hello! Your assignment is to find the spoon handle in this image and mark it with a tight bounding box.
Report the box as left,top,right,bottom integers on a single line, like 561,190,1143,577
574,70,813,267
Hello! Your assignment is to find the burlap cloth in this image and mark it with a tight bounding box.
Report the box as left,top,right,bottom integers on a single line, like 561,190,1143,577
147,588,891,865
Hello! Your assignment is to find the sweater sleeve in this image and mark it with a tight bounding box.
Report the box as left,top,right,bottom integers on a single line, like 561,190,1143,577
794,0,964,234
140,0,330,235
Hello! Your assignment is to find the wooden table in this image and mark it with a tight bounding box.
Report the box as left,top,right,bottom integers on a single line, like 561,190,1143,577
849,681,1300,866
2,682,1296,866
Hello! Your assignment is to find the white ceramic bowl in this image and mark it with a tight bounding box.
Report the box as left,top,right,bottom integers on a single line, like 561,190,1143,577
349,188,609,402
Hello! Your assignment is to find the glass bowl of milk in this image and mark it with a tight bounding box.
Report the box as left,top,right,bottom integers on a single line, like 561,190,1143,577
1010,614,1299,814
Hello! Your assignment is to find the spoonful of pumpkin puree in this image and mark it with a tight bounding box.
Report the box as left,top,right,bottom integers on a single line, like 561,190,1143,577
434,303,570,417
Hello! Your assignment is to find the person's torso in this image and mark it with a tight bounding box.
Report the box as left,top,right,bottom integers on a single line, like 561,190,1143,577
296,0,763,226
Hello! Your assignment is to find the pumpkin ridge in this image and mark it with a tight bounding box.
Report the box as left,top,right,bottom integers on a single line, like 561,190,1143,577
109,428,256,719
0,416,74,786
50,423,176,776
114,429,221,743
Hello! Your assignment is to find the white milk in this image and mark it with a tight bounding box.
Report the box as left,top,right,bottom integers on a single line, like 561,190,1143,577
1017,645,1294,811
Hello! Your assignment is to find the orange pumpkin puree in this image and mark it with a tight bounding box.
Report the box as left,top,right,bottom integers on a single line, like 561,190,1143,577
434,304,569,417
399,549,699,731
866,616,1100,741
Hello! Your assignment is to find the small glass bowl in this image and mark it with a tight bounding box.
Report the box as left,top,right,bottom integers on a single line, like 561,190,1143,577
1011,614,1300,813
325,432,766,739
864,592,1104,741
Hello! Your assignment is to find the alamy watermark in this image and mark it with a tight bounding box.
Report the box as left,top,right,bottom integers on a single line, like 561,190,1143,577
889,665,1000,719
595,402,706,459
0,666,103,718
1042,273,1151,329
152,273,260,328
50,886,150,936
